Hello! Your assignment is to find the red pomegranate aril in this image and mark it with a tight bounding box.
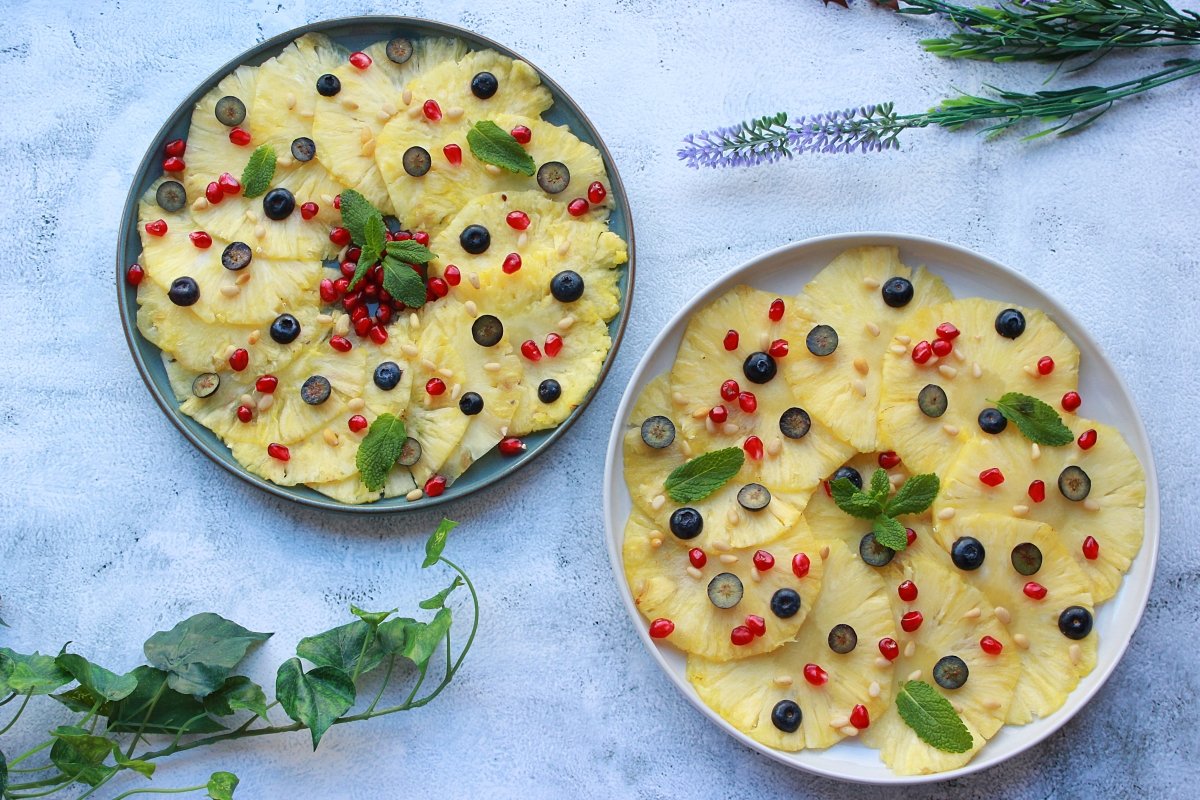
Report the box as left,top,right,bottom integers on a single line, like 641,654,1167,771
413,231,430,246
792,553,811,578
745,615,767,637
300,201,319,220
738,392,757,413
255,375,278,393
1062,391,1082,412
189,231,212,249
850,704,870,730
1037,356,1055,375
330,335,353,352
544,332,563,357
353,316,372,337
689,548,707,569
879,450,901,469
719,380,739,401
343,294,362,313
878,637,899,661
444,265,461,286
395,231,412,241
368,325,388,344
901,611,924,632
931,338,953,358
428,277,449,298
229,349,249,372
339,261,357,279
333,277,350,295
348,415,368,433
442,143,462,165
521,340,542,361
823,480,832,497
205,182,223,204
973,636,1003,658
330,227,351,246
743,435,764,460
936,322,960,341
587,181,607,204
425,286,437,303
228,127,251,146
768,298,785,321
498,437,526,457
236,405,253,423
351,305,369,323
424,474,447,497
368,263,382,283
319,278,337,303
567,198,589,216
1028,480,1046,503
506,211,531,231
1082,536,1100,560
144,219,167,237
648,618,675,639
803,663,828,686
979,467,1005,487
333,194,342,209
897,580,918,602
502,252,522,274
906,527,917,546
126,264,144,286
217,172,240,194
752,550,775,571
1078,429,1097,450
911,340,933,364
426,378,446,396
768,338,789,358
349,50,372,69
376,304,393,325
730,626,754,646
162,156,185,172
708,405,728,424
1023,581,1048,600
510,125,532,144
164,138,186,157
723,330,739,351
422,99,442,121
267,443,290,462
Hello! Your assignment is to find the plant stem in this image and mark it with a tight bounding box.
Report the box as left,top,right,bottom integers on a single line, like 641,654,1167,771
0,691,33,736
125,683,167,758
8,739,54,767
365,655,397,715
0,691,17,707
110,784,206,800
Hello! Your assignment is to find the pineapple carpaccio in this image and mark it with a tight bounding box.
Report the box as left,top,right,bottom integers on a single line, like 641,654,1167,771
620,246,1145,775
132,32,628,504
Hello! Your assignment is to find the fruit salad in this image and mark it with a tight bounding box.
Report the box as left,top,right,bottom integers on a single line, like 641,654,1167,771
128,32,628,504
621,246,1144,775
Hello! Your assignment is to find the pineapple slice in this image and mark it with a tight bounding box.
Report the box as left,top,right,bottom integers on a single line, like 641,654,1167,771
935,419,1145,603
313,38,466,212
182,65,258,197
361,317,417,419
623,512,824,661
687,538,897,751
939,514,1097,725
405,49,552,129
860,546,1021,775
878,298,1080,476
403,310,472,485
308,469,418,505
670,285,856,508
250,34,345,157
780,247,953,452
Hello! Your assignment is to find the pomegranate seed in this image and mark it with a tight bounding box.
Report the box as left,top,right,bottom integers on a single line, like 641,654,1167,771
823,481,832,498
426,378,446,395
366,262,380,280
414,231,430,246
1078,429,1097,450
1023,581,1047,600
352,305,369,323
348,415,368,433
333,194,342,209
428,277,449,298
444,265,461,286
349,50,372,69
368,325,388,344
375,304,393,325
768,338,789,358
144,219,167,237
1083,536,1100,560
878,637,899,661
544,332,563,357
849,704,870,730
723,330,739,351
587,181,607,204
330,335,353,352
300,201,319,220
792,553,810,579
708,405,728,424
189,231,212,249
267,443,290,462
737,392,757,413
205,182,223,204
1028,480,1046,503
218,172,240,194
768,298,785,321
931,338,953,358
510,125,532,144
499,437,526,457
752,550,775,571
567,198,589,216
803,663,828,686
339,262,358,279
980,635,1004,655
1037,356,1055,375
228,128,251,146
906,527,917,546
255,375,278,393
164,138,186,157
229,349,249,372
236,405,253,423
443,143,462,165
319,278,337,303
743,435,764,460
330,227,351,246
689,548,707,568
125,264,144,286
423,99,442,121
521,340,542,361
424,475,447,497
745,615,766,637
1062,391,1082,412
395,231,411,241
936,322,960,341
878,451,901,469
505,211,531,231
911,340,932,364
897,580,918,602
162,156,185,172
979,467,1005,487
730,626,754,646
353,316,372,337
648,618,674,639
900,611,923,632
333,277,350,295
719,380,739,401
502,252,523,273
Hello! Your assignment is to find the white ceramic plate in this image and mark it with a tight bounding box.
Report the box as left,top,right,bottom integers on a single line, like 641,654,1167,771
601,232,1159,785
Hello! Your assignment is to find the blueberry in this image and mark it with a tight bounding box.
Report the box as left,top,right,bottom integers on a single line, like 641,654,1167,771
459,392,484,416
214,95,246,126
221,241,253,271
771,700,802,733
978,407,1007,434
736,483,771,511
538,379,562,404
373,361,403,390
1058,466,1091,501
315,73,341,97
470,71,499,99
403,146,431,177
669,507,703,540
742,352,777,384
386,37,413,64
156,180,187,212
832,465,863,490
168,276,199,306
537,161,571,194
859,533,895,567
191,372,220,398
779,407,811,439
827,623,858,654
706,572,743,609
640,415,675,449
300,375,331,405
995,308,1026,339
263,188,295,221
269,313,301,344
770,588,801,619
951,536,986,571
290,137,316,162
550,270,585,302
1010,542,1043,576
1058,606,1093,640
805,324,838,357
933,655,969,690
881,276,914,308
471,314,504,347
918,384,948,418
397,437,422,467
460,224,490,254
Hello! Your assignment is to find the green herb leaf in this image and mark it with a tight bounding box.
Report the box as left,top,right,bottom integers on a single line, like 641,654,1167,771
0,648,72,695
385,239,437,264
350,606,397,628
203,676,269,720
873,515,908,551
49,726,118,787
337,188,381,246
143,613,272,697
993,391,1074,446
664,447,745,503
355,413,408,491
381,254,429,308
239,145,276,199
208,771,240,800
297,621,385,677
55,653,138,702
346,213,388,292
869,468,891,505
895,680,974,753
830,479,883,520
466,120,536,175
402,608,452,668
275,658,355,750
423,518,458,567
107,666,226,734
884,473,941,517
420,576,464,610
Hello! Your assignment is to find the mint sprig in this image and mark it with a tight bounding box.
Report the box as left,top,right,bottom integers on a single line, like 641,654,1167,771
664,447,745,503
355,413,408,491
466,120,535,175
381,256,428,309
830,468,939,551
992,391,1074,446
895,680,973,754
240,145,276,199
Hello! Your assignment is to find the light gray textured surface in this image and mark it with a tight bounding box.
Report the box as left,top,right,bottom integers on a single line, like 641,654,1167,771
1,0,1198,797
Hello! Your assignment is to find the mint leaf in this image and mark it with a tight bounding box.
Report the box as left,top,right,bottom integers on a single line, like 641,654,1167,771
204,676,269,720
873,515,908,551
275,659,355,750
884,473,941,517
208,771,240,800
869,468,891,505
346,214,387,291
239,145,276,199
993,392,1074,446
830,479,883,520
385,239,436,264
381,255,428,309
356,413,408,491
664,447,745,503
54,653,137,702
419,576,463,610
466,120,535,175
350,606,397,628
895,680,973,754
338,189,381,245
143,613,271,697
423,518,458,567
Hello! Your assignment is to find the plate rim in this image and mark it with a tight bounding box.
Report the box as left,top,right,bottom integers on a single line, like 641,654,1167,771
116,14,636,514
601,231,1159,785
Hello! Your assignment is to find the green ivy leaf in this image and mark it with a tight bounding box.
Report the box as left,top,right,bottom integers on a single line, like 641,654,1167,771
49,726,119,787
419,576,463,610
381,255,428,309
337,188,382,246
350,606,397,628
869,468,891,505
208,771,240,800
0,648,72,696
55,653,138,702
52,686,111,714
203,676,269,720
872,515,908,551
376,617,417,656
895,680,973,753
239,145,276,199
275,658,355,750
355,413,409,492
884,473,941,517
113,749,155,778
1,749,8,796
993,391,1074,446
466,120,535,175
423,518,458,568
296,621,384,677
107,666,226,735
664,447,745,503
830,478,883,520
402,607,452,668
144,613,271,697
385,239,437,264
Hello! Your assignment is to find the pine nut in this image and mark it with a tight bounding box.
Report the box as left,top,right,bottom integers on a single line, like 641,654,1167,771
937,507,956,520
650,494,666,511
348,398,366,411
719,554,738,564
994,606,1012,625
406,488,423,501
323,428,339,447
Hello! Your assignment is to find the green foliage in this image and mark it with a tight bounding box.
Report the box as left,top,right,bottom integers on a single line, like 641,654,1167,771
107,666,226,735
381,255,429,308
423,518,458,568
466,120,536,175
992,392,1075,446
832,469,939,551
355,413,409,491
895,680,974,753
0,648,72,695
55,653,138,702
208,771,240,799
203,676,269,720
297,622,385,677
275,660,355,749
239,145,276,199
143,613,271,697
664,447,745,502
